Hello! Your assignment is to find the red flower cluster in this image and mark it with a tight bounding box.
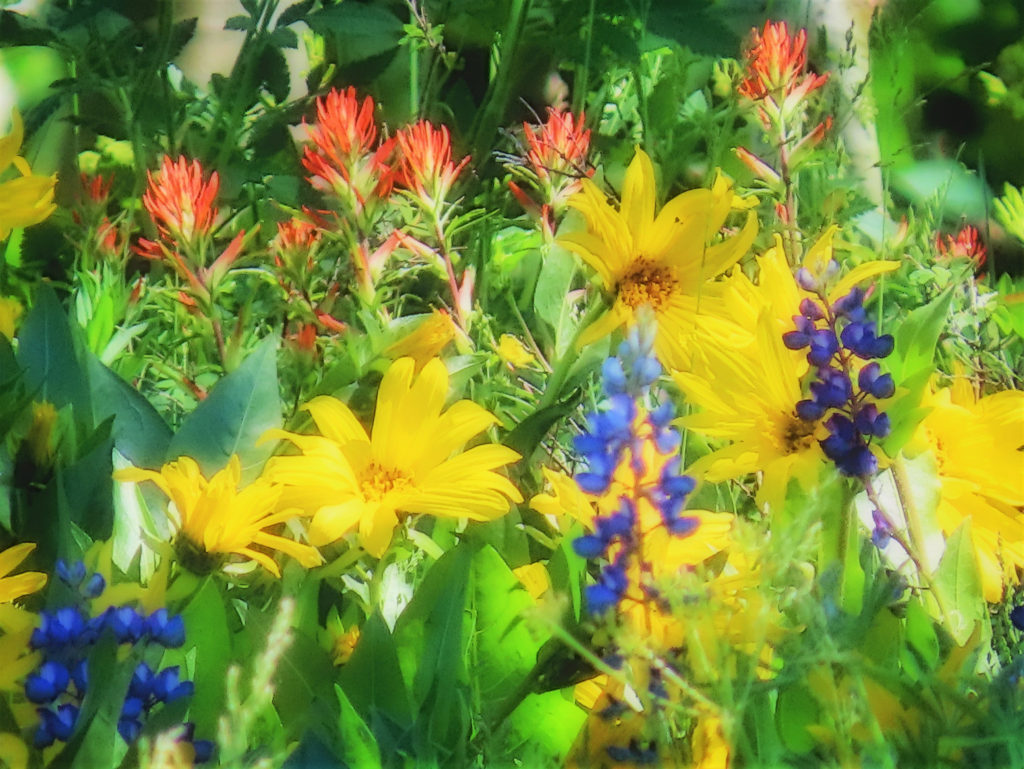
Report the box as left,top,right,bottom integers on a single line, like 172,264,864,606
936,225,986,268
738,21,829,105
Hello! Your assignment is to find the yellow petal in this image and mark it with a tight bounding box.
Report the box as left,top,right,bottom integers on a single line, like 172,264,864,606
620,147,656,239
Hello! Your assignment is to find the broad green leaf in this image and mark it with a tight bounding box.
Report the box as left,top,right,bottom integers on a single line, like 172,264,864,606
337,613,413,729
776,684,819,754
890,289,954,383
933,520,985,645
86,352,171,469
16,284,91,417
497,689,586,765
305,4,403,67
182,578,233,730
335,686,382,769
167,336,281,481
470,545,548,725
533,245,578,357
903,597,940,675
393,546,471,760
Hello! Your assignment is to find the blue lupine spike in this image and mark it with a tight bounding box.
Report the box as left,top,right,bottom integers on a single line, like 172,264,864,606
148,610,186,648
601,357,627,394
117,717,143,743
55,559,86,587
649,402,673,428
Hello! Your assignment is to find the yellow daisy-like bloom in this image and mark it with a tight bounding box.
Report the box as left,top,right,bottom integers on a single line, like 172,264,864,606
0,109,57,240
675,310,825,514
114,455,322,577
558,147,758,370
914,379,1024,602
263,357,523,558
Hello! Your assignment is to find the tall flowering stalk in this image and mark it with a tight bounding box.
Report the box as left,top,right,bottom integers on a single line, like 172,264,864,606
735,21,831,258
301,87,398,301
136,156,247,366
393,121,473,328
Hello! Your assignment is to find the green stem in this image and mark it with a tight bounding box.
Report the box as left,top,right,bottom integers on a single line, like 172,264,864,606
536,294,606,410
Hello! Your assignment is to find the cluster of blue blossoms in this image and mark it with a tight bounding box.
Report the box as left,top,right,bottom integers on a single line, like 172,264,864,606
25,560,212,761
571,324,698,615
784,283,895,479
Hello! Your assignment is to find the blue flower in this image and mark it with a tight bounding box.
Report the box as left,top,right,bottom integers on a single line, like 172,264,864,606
24,661,70,704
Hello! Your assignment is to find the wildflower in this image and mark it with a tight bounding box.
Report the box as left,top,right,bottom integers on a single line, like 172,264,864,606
784,280,894,478
394,120,470,216
141,156,219,250
497,334,535,368
912,379,1024,602
570,323,703,625
383,310,458,370
0,296,22,340
0,108,57,240
263,357,522,558
558,148,757,370
936,225,986,268
114,455,321,577
302,86,394,214
273,216,321,277
738,21,829,110
80,171,113,207
509,108,592,236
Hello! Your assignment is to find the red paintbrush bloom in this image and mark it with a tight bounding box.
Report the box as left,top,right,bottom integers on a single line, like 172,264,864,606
394,120,470,213
81,172,113,206
142,156,219,248
524,108,591,185
273,217,320,274
302,87,394,212
738,21,828,104
936,225,987,268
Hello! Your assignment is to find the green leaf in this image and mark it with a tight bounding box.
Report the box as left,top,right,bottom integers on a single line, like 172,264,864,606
86,352,171,469
337,613,413,730
335,686,382,769
277,0,315,28
497,690,586,765
891,289,954,383
167,336,281,481
891,160,992,221
933,519,985,645
503,389,580,460
470,545,548,725
305,4,403,67
533,245,578,357
903,597,940,674
776,684,819,754
16,284,91,417
63,637,136,769
393,546,471,760
224,14,252,32
182,578,233,730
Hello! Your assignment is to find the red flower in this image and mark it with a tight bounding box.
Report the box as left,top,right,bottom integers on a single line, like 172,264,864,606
936,225,987,267
80,172,113,206
738,21,828,104
394,120,470,212
273,217,320,273
523,108,591,186
302,87,394,211
142,156,219,248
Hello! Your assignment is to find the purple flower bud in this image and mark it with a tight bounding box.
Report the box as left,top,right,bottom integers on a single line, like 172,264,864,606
601,357,627,395
795,399,826,421
573,535,608,559
796,267,817,291
25,661,70,704
799,297,825,320
807,329,839,366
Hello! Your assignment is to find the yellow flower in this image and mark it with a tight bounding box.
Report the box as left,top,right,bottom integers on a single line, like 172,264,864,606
114,455,322,577
530,466,597,533
497,333,535,368
0,297,22,340
383,309,457,371
915,380,1024,601
675,310,825,514
558,147,758,369
264,357,523,558
0,109,57,240
0,543,46,605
